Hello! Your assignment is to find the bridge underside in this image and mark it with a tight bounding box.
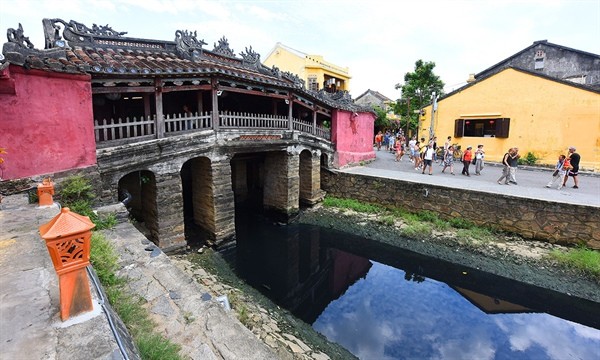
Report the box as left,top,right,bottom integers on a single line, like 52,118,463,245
99,130,330,252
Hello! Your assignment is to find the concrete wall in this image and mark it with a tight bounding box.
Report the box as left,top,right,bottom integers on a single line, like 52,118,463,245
423,68,600,171
321,170,600,249
331,109,376,167
0,65,96,180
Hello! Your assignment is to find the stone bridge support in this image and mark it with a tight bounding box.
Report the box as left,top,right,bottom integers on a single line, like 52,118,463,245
299,149,325,205
210,157,236,246
155,172,186,252
264,151,299,222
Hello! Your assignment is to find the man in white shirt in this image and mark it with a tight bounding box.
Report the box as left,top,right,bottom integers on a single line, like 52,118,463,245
422,144,435,175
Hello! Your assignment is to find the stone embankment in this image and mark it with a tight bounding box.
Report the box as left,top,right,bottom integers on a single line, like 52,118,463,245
101,218,336,360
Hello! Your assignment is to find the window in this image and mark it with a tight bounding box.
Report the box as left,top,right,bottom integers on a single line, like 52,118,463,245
455,118,510,138
308,76,318,91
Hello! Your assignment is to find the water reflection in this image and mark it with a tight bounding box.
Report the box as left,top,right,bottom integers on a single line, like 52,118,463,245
232,214,600,359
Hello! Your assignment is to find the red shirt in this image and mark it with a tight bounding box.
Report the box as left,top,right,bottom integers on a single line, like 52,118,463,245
463,150,473,161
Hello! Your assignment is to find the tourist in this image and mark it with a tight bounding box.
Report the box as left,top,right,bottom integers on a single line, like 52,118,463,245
422,144,435,175
546,154,566,189
497,148,513,185
395,139,404,162
441,145,455,175
461,146,473,176
408,136,417,162
562,146,581,189
413,141,422,170
383,132,390,151
508,147,520,184
474,145,485,175
431,136,438,162
375,131,383,151
388,134,395,153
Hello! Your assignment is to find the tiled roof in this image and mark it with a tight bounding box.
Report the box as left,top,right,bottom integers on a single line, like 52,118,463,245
1,18,371,112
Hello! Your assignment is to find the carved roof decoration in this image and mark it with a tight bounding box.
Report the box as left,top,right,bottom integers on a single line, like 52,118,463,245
212,36,235,58
175,29,207,61
1,18,368,112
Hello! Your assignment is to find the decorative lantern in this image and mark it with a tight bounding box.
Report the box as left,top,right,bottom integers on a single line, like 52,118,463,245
39,207,96,320
37,178,55,207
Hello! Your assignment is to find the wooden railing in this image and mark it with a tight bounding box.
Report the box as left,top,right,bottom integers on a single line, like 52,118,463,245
94,116,155,142
165,112,212,134
94,111,331,144
219,112,288,129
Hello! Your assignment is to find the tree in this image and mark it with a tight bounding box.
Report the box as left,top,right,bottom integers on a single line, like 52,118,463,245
373,105,389,131
393,60,445,137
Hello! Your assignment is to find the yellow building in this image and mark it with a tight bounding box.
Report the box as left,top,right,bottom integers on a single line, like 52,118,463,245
263,42,351,93
422,67,600,171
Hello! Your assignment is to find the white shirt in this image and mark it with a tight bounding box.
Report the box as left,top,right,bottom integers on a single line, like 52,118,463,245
424,147,434,160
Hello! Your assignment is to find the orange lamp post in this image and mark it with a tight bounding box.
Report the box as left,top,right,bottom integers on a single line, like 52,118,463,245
37,178,55,206
39,207,96,321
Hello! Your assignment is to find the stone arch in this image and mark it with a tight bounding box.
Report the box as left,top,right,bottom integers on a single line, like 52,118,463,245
118,170,159,245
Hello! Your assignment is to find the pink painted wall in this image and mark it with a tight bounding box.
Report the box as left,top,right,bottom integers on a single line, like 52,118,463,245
0,65,96,180
331,109,375,167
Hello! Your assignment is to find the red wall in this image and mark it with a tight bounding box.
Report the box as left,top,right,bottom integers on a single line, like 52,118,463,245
0,65,96,180
331,109,375,167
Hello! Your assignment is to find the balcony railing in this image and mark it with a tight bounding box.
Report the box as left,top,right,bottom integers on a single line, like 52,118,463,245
94,111,331,145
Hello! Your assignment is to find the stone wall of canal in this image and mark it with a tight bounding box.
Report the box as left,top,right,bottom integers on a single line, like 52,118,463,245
321,169,600,249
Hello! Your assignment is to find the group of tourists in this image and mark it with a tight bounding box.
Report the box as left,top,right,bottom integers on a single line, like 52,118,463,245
374,131,582,189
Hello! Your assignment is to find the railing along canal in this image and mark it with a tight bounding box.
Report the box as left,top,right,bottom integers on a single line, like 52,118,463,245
94,111,331,144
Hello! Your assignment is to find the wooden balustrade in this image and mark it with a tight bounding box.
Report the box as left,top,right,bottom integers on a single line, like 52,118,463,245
94,111,330,144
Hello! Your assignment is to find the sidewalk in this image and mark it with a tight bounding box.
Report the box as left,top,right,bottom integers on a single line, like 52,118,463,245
0,195,125,360
343,150,600,208
0,194,278,360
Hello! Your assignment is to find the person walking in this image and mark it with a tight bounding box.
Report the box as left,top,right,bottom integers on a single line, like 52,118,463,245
375,131,383,151
422,144,435,175
408,136,417,163
413,141,422,170
546,154,566,189
441,145,455,175
562,146,581,189
497,148,513,185
474,145,485,175
461,146,473,176
508,147,520,184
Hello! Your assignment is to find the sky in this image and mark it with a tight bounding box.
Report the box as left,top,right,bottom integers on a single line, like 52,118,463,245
1,0,599,99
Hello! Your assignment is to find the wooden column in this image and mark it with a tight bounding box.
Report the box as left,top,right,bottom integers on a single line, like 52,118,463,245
211,78,219,130
154,78,164,138
312,107,317,135
287,94,293,131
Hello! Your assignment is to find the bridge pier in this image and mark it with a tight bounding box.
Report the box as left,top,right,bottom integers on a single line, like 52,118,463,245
300,149,326,205
264,151,300,222
155,172,186,252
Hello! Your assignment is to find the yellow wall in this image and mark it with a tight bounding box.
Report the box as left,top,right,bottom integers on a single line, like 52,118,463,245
422,68,600,171
264,44,351,91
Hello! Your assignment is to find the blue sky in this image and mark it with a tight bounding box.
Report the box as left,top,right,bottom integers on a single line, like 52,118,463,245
1,0,598,99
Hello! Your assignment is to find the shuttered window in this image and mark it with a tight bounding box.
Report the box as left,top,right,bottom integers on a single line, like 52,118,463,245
454,118,510,138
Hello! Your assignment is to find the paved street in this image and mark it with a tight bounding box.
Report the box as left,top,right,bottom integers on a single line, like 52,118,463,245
339,149,600,208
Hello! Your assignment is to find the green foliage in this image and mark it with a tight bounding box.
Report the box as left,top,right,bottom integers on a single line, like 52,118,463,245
448,217,475,229
395,59,445,136
60,175,95,204
518,152,538,166
373,105,390,130
416,210,438,223
136,333,182,360
549,246,600,277
455,227,496,243
401,222,432,239
323,196,385,214
59,175,116,230
90,233,120,285
379,215,396,226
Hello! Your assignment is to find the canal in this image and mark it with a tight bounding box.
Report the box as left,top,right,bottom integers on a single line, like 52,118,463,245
225,213,600,359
